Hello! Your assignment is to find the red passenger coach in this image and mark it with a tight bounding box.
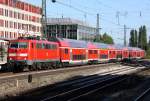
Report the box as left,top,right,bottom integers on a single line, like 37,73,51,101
57,38,88,65
108,45,117,60
122,47,129,59
94,43,109,62
87,42,98,63
128,47,137,59
8,37,60,71
115,45,123,60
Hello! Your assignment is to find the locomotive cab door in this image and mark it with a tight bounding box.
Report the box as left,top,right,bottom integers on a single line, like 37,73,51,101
30,41,37,65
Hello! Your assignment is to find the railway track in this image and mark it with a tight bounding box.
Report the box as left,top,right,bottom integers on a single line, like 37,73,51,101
8,64,144,101
40,67,141,101
0,63,118,79
1,59,148,101
134,87,150,101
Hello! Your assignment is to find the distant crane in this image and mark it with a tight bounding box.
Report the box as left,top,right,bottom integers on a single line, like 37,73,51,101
42,0,56,38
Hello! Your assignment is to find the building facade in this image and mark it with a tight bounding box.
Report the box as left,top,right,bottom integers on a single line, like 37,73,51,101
47,18,97,41
0,0,42,45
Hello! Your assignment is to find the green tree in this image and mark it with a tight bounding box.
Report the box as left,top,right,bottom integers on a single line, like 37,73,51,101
129,29,135,47
93,34,102,43
102,33,114,44
138,25,148,50
94,33,114,44
134,30,138,47
142,25,148,50
138,26,142,48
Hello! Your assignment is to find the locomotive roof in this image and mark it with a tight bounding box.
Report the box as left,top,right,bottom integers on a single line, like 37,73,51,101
10,38,58,45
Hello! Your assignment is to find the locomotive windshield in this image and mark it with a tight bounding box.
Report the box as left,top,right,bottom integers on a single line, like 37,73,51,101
10,42,28,48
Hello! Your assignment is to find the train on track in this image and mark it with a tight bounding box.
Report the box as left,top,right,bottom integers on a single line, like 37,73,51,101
2,36,145,72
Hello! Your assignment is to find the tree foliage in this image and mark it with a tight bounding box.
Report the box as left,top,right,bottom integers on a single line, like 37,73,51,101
134,30,138,47
129,25,148,50
94,33,114,44
129,30,135,47
138,25,147,50
129,29,138,47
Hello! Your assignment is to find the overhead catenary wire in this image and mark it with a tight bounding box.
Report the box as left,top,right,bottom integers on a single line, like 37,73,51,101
54,0,123,27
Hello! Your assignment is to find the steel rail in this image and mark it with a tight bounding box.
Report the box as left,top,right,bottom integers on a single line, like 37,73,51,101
134,87,150,101
41,67,139,101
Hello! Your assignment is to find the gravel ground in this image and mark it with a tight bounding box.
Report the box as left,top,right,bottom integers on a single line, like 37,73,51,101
0,63,127,100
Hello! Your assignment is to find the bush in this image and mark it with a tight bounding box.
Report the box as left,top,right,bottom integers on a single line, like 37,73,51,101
145,48,150,59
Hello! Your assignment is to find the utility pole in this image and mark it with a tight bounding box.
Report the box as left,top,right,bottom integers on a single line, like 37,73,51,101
42,0,47,38
124,25,127,46
96,13,100,35
42,0,56,38
66,25,68,39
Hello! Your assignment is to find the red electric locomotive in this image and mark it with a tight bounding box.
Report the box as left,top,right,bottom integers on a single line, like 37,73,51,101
8,37,60,71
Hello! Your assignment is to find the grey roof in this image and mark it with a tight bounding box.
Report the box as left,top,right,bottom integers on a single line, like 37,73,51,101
57,38,88,48
47,18,90,26
94,42,109,49
66,39,88,48
127,47,143,51
114,45,124,50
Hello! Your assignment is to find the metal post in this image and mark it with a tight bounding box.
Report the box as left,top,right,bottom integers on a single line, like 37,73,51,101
96,14,99,35
124,25,127,46
66,25,68,39
42,0,47,38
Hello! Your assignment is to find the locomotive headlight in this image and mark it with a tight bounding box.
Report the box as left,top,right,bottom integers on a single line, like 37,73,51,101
9,58,12,60
24,58,26,60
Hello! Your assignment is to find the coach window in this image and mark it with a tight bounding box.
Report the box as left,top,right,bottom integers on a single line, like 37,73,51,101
100,55,108,59
64,49,68,54
89,50,92,54
109,51,111,54
94,50,97,54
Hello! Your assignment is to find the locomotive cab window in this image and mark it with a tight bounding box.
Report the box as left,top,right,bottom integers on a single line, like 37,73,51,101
19,42,28,48
10,42,18,48
10,42,28,48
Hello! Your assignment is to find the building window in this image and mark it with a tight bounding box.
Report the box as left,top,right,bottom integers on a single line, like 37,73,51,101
5,9,8,17
14,11,17,18
0,31,4,38
0,8,3,15
9,10,13,17
0,19,4,27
